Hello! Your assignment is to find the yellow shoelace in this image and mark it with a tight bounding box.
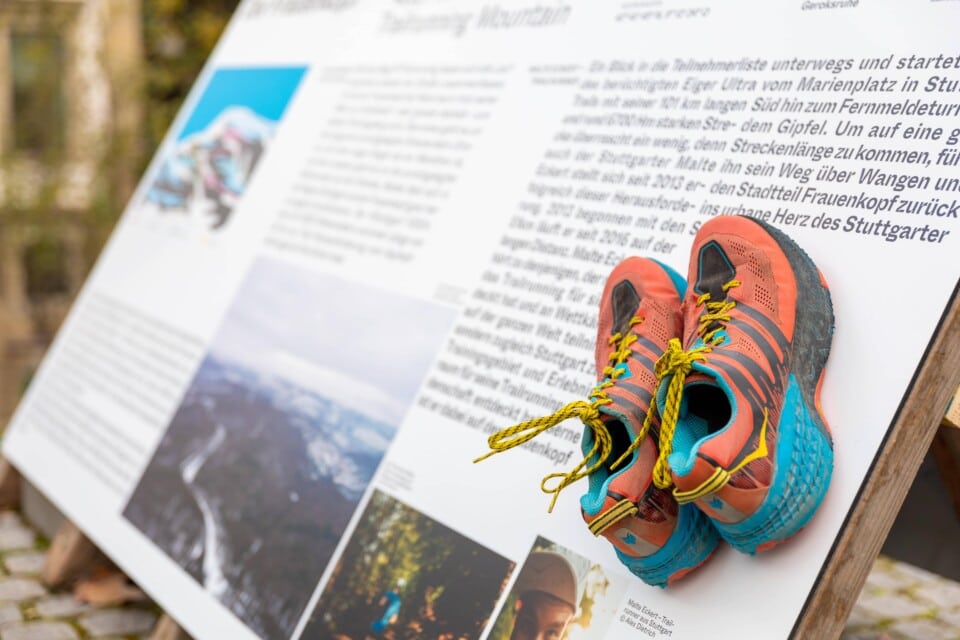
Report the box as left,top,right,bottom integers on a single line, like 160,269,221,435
474,316,643,512
645,280,741,490
475,279,741,514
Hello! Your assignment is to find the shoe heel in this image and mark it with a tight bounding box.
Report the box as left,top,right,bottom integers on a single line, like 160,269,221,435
617,504,719,587
713,376,834,554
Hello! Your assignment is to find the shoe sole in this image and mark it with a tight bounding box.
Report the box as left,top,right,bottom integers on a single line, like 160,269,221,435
712,217,835,555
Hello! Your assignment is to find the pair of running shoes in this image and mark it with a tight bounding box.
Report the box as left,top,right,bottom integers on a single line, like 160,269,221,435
480,215,835,586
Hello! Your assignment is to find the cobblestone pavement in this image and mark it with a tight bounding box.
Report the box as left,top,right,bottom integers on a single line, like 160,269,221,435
842,556,960,640
0,509,954,639
0,512,157,640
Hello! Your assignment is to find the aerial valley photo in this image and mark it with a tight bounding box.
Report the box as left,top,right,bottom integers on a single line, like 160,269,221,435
123,257,456,639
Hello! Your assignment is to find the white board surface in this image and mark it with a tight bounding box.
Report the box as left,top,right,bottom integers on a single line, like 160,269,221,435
5,1,960,638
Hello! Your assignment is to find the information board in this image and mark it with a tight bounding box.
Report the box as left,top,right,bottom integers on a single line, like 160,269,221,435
4,1,960,638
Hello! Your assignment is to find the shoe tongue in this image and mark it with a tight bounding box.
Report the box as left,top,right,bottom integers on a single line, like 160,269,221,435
694,242,736,301
610,280,641,336
693,241,737,338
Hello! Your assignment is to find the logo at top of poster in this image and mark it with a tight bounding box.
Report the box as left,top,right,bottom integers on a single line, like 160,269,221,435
142,67,306,232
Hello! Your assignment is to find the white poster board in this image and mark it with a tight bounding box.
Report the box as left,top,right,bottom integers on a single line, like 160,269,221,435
5,1,960,638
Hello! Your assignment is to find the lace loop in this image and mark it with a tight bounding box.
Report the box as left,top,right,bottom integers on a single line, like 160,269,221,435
474,316,644,511
643,279,741,490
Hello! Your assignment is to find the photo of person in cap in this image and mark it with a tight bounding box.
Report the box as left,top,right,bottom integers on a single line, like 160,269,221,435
488,537,627,640
510,551,579,640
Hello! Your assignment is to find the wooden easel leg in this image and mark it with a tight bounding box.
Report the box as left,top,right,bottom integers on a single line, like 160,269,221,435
0,458,22,509
42,520,100,589
149,613,192,640
40,515,150,607
931,423,960,521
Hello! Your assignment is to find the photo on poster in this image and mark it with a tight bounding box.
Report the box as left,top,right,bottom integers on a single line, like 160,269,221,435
122,257,456,640
299,490,515,640
141,66,306,231
487,537,628,640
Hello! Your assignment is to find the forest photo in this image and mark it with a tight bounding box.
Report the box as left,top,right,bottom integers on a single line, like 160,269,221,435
301,490,514,640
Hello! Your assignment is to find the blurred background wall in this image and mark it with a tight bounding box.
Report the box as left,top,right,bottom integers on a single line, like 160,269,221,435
0,0,240,428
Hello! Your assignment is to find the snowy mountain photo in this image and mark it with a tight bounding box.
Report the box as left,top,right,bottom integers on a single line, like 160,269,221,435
140,67,306,231
122,258,456,639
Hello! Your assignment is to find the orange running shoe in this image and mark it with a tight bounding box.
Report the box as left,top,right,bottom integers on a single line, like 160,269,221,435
655,215,834,554
478,257,718,586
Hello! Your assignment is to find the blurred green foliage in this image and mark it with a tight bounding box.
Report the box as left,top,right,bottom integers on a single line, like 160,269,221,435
11,33,65,157
143,0,242,161
0,0,243,421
